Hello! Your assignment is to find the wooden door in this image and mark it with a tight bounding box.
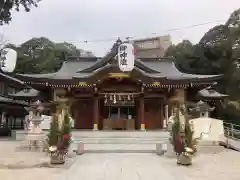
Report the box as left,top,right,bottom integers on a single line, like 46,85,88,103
144,99,163,129
74,99,94,129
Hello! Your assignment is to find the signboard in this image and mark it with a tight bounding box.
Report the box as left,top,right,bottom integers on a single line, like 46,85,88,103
117,43,135,72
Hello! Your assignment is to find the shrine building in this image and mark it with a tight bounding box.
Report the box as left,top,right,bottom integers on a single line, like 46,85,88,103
13,40,223,131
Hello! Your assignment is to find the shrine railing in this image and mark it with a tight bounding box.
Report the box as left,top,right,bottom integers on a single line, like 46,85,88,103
223,122,240,140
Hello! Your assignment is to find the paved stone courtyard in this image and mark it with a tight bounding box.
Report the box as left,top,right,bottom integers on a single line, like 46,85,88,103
1,140,240,180
51,151,240,180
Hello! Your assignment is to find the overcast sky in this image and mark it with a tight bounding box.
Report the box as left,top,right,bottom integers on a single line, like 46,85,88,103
0,0,240,56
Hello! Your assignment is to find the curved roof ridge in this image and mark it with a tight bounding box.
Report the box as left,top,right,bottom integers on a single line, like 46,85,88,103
67,56,101,62
77,39,122,73
139,57,174,62
15,57,98,79
135,59,160,73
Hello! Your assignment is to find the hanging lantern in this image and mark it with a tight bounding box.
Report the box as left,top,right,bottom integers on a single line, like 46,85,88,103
118,43,135,72
113,94,116,104
128,94,130,101
119,94,121,101
104,94,107,104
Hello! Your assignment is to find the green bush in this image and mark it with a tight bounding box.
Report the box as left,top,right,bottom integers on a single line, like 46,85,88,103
219,103,240,125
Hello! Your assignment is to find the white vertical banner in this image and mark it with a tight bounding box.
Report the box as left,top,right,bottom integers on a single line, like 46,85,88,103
118,43,135,72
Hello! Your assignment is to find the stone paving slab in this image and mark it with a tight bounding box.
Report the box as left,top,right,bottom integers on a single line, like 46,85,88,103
50,150,240,180
2,139,240,180
51,154,176,180
161,149,240,180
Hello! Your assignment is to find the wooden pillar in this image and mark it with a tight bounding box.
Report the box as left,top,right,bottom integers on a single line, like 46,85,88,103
93,96,99,130
165,104,169,127
140,95,145,131
117,107,120,121
160,102,164,129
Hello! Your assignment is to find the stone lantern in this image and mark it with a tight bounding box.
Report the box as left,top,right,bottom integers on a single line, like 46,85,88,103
189,100,215,118
21,100,45,150
29,100,44,133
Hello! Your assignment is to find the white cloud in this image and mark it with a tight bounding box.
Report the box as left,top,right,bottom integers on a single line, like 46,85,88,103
0,0,239,56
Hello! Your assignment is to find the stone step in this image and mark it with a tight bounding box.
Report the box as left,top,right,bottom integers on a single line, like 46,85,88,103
71,131,169,138
79,143,157,153
73,137,168,144
12,130,170,140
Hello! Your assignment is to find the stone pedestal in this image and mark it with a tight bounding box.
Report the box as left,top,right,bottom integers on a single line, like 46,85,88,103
164,141,176,158
50,151,66,164
156,143,164,155
177,154,192,165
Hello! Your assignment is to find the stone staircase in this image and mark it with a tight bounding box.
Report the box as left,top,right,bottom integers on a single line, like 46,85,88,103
72,130,169,153
12,130,228,154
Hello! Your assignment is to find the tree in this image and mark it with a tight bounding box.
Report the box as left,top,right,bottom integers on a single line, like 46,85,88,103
12,37,95,74
165,8,240,124
165,40,194,69
0,0,40,25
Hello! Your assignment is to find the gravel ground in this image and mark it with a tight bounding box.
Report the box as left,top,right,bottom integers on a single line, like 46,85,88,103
0,140,64,180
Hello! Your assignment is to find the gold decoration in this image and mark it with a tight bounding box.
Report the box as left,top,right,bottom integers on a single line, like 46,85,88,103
152,82,160,86
108,73,129,78
78,82,87,86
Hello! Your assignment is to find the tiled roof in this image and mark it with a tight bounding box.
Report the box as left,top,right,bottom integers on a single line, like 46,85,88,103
9,88,39,97
14,39,222,82
198,87,228,98
0,96,28,106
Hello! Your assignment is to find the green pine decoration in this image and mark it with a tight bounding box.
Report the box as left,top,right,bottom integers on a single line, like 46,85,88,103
171,104,197,156
171,108,184,154
181,107,197,154
48,112,60,147
48,103,72,151
62,112,72,150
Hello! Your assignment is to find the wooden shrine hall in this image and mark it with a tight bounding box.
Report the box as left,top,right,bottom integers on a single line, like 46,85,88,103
13,39,223,131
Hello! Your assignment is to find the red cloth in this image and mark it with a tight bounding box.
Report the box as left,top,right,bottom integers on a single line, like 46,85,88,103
174,134,182,153
63,134,71,140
